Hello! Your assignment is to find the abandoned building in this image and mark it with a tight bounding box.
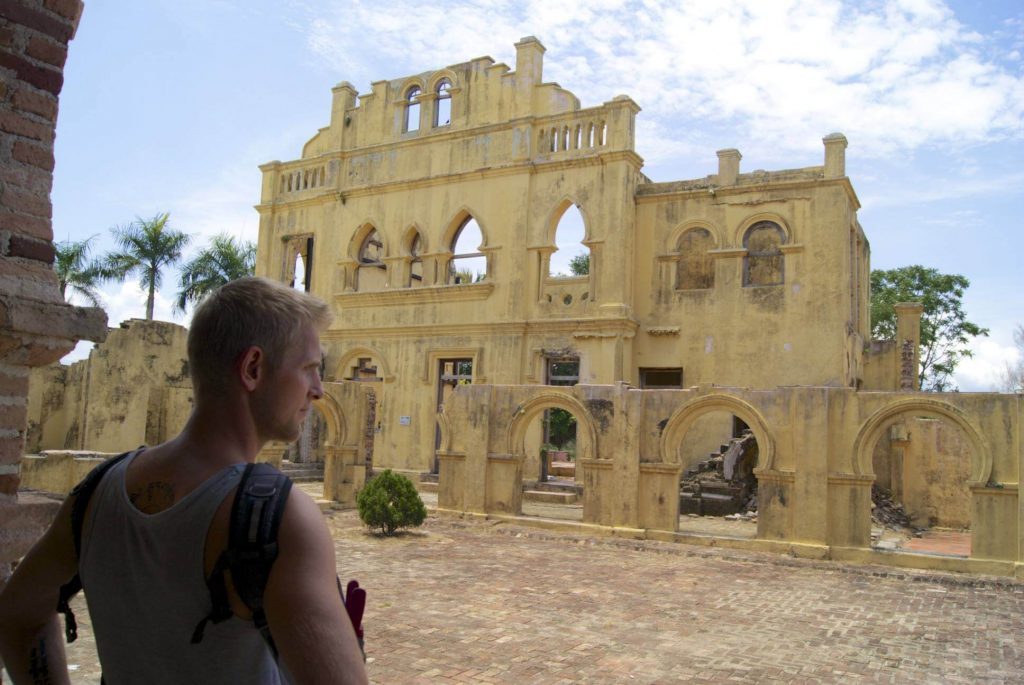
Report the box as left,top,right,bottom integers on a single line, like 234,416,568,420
20,37,1024,578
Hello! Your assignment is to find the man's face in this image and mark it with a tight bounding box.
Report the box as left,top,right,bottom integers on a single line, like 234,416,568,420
253,324,324,444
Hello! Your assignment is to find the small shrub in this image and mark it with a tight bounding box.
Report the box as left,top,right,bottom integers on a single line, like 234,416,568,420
357,469,427,536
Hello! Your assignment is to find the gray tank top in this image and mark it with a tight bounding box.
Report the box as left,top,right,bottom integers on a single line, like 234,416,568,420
80,450,292,684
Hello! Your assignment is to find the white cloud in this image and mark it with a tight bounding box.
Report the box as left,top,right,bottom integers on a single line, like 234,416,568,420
952,337,1020,392
296,0,1024,162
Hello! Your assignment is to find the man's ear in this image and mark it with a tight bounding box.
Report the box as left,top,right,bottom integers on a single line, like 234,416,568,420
238,346,265,391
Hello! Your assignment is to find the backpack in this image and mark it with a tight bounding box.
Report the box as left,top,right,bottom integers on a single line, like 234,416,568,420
56,452,366,658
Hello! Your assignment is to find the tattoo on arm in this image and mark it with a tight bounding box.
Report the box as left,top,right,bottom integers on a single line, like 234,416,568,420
128,481,176,513
28,636,52,685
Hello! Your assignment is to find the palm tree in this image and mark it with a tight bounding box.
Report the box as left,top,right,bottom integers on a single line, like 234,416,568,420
103,212,190,320
175,234,256,313
54,235,106,307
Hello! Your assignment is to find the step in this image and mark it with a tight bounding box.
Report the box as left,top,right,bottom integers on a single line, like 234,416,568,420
419,473,439,484
531,480,582,494
524,489,579,505
548,463,576,478
679,492,742,517
416,481,439,493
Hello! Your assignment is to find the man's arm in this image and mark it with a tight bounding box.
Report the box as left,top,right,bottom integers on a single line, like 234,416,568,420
0,496,76,685
262,489,369,685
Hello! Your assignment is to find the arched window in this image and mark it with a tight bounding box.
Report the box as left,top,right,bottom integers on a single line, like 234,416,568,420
357,228,386,291
675,228,715,290
549,204,588,277
409,231,424,288
404,86,421,133
743,221,786,286
448,217,485,284
433,79,451,127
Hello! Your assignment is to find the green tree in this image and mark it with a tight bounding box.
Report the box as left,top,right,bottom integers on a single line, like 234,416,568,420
1000,325,1024,393
870,265,989,391
102,212,190,320
54,235,106,307
175,234,256,313
569,253,590,276
357,470,427,536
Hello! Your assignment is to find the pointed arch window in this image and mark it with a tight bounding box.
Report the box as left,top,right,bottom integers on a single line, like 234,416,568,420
675,228,715,290
448,217,486,284
549,204,588,278
433,79,452,127
404,86,422,133
743,221,786,286
357,228,387,291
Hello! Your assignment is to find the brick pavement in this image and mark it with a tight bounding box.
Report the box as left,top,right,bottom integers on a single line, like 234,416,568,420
46,507,1024,684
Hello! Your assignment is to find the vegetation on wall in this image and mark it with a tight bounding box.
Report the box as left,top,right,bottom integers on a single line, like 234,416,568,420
357,469,427,536
870,265,989,391
569,253,589,276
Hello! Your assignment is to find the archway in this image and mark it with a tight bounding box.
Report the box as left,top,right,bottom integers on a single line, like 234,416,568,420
855,399,986,558
507,392,598,522
661,394,774,538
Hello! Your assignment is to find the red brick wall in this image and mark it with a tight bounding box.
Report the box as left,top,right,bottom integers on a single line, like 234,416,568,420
0,0,105,578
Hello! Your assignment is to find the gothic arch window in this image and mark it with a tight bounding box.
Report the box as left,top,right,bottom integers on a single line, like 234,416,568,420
404,86,422,133
448,216,486,284
675,228,715,290
433,79,452,127
549,204,588,278
743,221,786,286
357,228,387,291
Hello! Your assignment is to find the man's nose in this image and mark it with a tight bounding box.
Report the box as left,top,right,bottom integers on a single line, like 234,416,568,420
311,374,324,399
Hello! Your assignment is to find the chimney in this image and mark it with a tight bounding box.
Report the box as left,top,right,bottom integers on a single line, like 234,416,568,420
514,36,546,86
716,149,741,186
823,132,848,178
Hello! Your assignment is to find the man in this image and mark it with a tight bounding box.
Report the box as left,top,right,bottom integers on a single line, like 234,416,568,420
0,277,368,684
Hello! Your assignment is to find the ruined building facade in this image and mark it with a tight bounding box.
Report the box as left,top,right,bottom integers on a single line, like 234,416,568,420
255,37,905,477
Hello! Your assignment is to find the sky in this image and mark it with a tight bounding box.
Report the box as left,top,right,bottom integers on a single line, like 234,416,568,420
53,0,1023,390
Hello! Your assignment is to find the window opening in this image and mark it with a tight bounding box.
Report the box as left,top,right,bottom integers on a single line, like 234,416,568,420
448,217,486,284
675,228,715,290
743,221,785,286
640,368,683,388
549,205,588,277
404,86,421,132
434,358,473,473
357,228,386,291
348,357,383,382
434,79,451,127
409,232,424,288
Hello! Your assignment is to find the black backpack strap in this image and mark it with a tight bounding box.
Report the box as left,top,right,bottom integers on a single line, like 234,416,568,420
57,449,138,643
191,462,291,654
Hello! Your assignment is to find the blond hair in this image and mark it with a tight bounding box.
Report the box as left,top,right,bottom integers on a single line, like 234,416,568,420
188,277,332,397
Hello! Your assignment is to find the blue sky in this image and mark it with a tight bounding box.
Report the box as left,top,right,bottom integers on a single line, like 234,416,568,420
54,0,1023,390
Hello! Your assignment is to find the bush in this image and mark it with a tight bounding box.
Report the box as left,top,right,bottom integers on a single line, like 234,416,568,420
357,469,427,536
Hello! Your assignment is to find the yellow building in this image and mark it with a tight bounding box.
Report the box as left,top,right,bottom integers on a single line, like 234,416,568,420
255,37,886,479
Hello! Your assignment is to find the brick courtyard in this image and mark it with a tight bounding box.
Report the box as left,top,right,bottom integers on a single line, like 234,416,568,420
52,505,1024,684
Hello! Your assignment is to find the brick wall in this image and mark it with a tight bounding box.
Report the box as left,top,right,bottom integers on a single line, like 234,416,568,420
0,0,106,582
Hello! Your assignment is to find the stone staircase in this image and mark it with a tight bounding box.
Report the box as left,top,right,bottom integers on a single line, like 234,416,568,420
280,459,325,483
417,472,439,493
523,479,581,505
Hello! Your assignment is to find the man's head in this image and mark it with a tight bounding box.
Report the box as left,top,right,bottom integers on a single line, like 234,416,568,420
188,277,332,399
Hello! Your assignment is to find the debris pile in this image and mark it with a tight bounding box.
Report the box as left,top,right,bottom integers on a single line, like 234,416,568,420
680,432,759,517
871,485,917,533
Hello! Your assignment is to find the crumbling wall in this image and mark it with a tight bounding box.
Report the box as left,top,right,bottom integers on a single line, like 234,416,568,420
27,319,192,453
